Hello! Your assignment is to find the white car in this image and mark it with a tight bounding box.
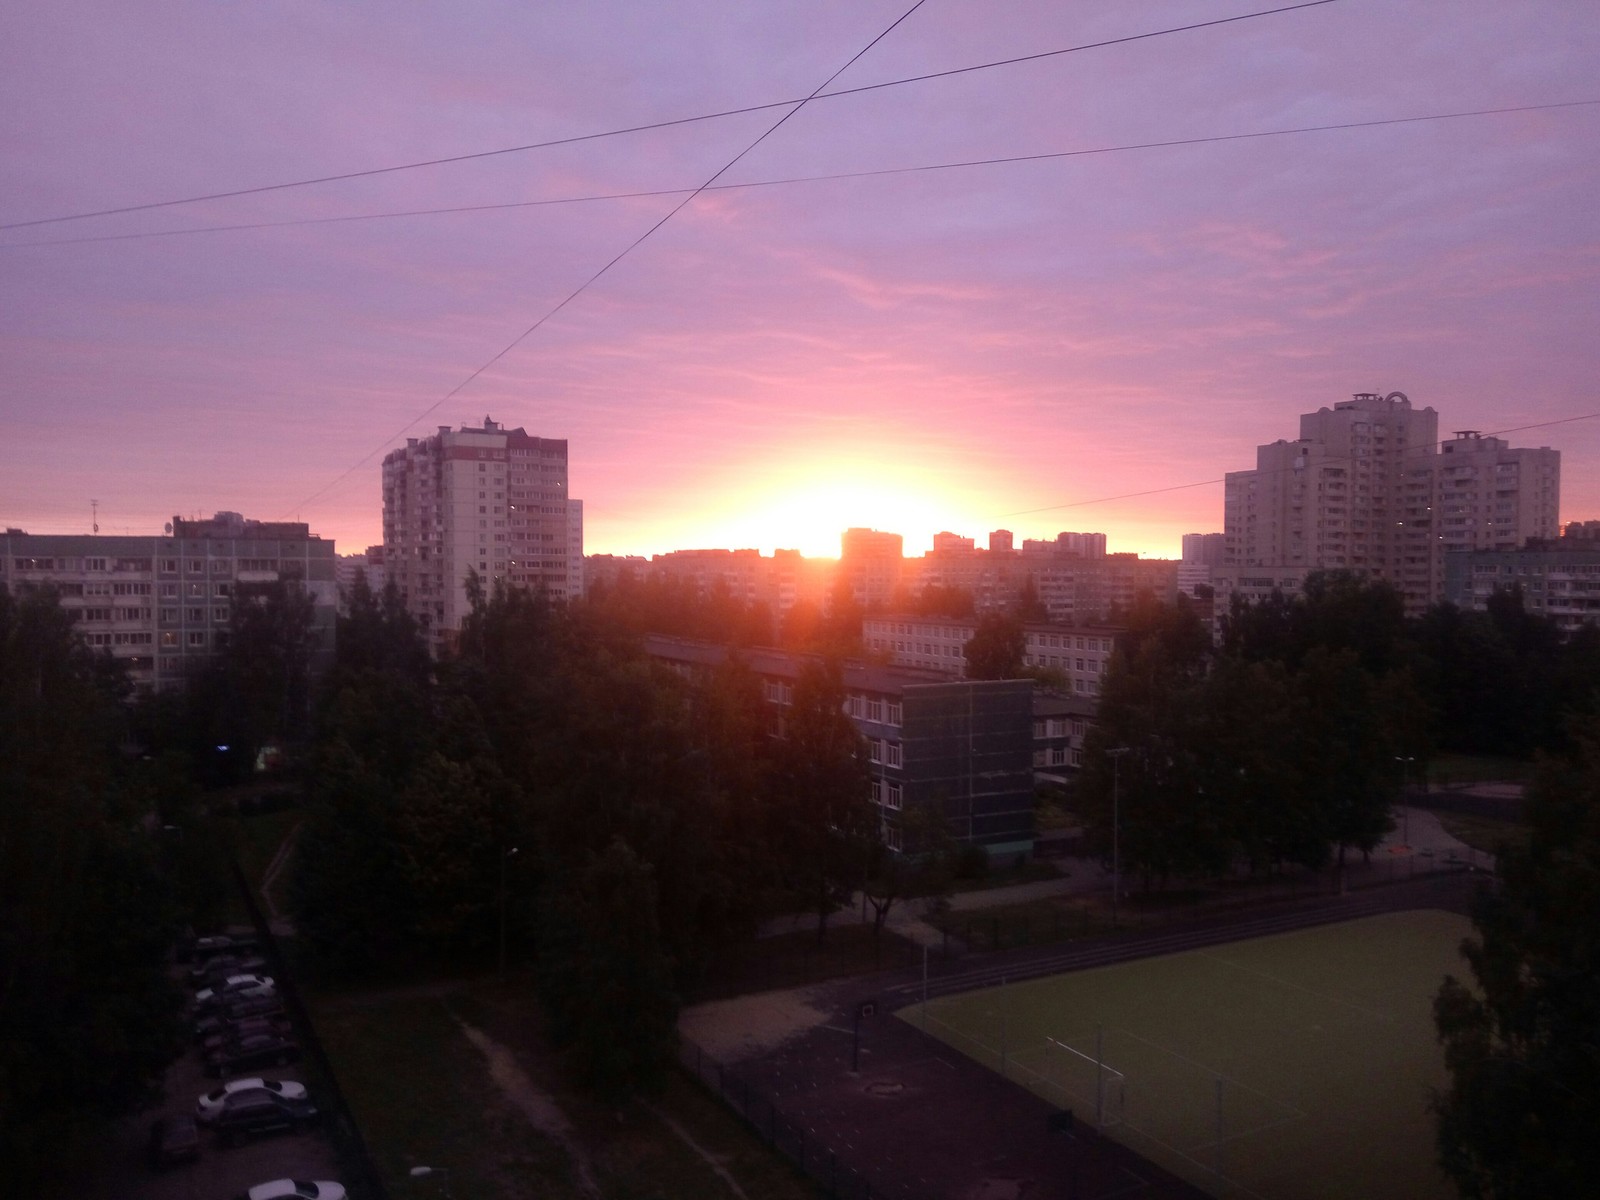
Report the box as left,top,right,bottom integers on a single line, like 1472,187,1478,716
195,1077,308,1124
195,974,275,1005
241,1181,346,1200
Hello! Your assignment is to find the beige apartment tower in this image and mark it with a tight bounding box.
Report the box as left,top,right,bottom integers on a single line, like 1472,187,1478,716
382,418,581,652
1224,392,1559,613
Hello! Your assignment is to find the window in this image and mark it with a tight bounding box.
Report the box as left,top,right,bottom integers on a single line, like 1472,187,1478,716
884,824,903,852
160,631,179,647
86,558,106,571
866,698,884,723
883,782,903,810
886,701,902,726
81,607,112,621
869,739,883,764
885,742,902,768
161,583,177,597
214,607,229,621
186,631,207,647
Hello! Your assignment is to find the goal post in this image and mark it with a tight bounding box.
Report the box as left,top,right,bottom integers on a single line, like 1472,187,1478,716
1044,1035,1127,1129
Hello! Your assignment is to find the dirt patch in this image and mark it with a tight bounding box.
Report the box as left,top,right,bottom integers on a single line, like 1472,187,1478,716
679,987,833,1064
455,1017,603,1198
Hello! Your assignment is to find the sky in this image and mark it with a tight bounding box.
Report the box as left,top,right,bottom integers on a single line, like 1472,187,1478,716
2,0,1597,560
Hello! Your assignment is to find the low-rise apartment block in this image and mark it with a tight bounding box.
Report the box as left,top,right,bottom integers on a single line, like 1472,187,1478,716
644,636,1036,858
1,512,336,694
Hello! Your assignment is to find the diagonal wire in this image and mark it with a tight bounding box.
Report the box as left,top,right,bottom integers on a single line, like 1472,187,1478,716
7,98,1594,250
1,1,1342,232
281,0,932,516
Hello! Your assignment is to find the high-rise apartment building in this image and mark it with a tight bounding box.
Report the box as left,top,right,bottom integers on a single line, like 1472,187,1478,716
382,417,581,651
1222,391,1560,613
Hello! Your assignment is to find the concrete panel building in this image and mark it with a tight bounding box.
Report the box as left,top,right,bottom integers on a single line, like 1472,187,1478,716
382,417,581,652
645,636,1036,858
1,512,336,694
1224,391,1560,613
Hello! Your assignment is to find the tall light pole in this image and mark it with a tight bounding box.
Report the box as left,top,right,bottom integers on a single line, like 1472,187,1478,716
1106,747,1130,926
1395,756,1414,848
498,846,519,976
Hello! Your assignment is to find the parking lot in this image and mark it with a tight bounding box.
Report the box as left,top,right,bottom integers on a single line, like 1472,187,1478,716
109,945,346,1200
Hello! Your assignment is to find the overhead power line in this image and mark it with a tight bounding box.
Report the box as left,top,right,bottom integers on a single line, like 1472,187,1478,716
0,0,1342,232
997,411,1600,519
280,0,934,517
7,98,1593,250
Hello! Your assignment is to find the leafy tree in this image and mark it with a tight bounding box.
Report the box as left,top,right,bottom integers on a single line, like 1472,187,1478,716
964,613,1026,680
1432,721,1600,1198
0,586,183,1188
213,577,319,767
770,659,874,938
539,839,678,1106
864,805,961,941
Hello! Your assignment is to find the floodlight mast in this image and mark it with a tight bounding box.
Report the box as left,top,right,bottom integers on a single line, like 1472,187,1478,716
1106,748,1131,926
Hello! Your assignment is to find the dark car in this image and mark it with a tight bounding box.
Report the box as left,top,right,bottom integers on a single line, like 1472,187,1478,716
201,1015,294,1055
194,995,286,1040
209,1088,320,1147
205,1032,301,1078
148,1113,201,1168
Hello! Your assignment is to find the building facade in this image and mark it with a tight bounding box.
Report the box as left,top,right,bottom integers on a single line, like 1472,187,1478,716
863,614,1123,698
1224,391,1560,613
644,636,1036,858
1,512,336,694
1443,524,1600,632
382,417,581,651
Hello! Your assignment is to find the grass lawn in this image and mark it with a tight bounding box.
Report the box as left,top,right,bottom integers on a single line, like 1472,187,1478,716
310,979,819,1200
1432,811,1530,859
1427,753,1532,788
906,909,1470,1200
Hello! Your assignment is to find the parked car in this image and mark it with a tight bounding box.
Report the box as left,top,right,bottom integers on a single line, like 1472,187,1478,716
200,1015,294,1055
205,1032,301,1078
190,954,269,985
147,1113,201,1168
197,1076,310,1124
194,995,286,1041
194,973,275,1007
238,1180,346,1200
209,1087,320,1147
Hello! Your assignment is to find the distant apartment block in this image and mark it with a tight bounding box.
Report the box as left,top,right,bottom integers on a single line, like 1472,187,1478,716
645,636,1036,858
382,417,581,652
1223,391,1560,613
1444,522,1600,631
1,512,336,694
335,545,388,608
863,614,1123,698
840,527,904,608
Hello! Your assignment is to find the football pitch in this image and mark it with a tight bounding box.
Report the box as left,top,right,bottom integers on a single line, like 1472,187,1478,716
904,909,1470,1200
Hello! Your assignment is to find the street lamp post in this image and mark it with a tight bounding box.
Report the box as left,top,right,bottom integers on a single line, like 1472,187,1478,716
498,846,519,976
1395,757,1415,848
1106,747,1130,926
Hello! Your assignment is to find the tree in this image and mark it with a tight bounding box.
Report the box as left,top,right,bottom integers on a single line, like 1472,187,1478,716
539,839,678,1106
1432,720,1600,1198
964,613,1026,680
0,586,183,1188
771,659,874,938
863,805,961,942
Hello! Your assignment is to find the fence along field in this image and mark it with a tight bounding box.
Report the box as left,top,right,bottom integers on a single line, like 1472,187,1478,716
906,909,1469,1200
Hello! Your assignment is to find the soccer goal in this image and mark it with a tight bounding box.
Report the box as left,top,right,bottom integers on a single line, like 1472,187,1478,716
1030,1035,1126,1129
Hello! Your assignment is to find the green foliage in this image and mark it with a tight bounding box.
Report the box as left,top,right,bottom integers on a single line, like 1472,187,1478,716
539,840,678,1106
1432,721,1600,1198
770,658,875,937
963,612,1026,680
0,585,183,1188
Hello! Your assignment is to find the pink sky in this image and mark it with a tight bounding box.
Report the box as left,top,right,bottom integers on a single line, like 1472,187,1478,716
3,1,1597,560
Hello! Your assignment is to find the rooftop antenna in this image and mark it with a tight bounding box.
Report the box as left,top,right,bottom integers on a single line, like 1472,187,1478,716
91,498,99,534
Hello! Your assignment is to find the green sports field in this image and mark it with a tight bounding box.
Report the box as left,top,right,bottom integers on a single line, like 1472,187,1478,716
905,909,1470,1200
